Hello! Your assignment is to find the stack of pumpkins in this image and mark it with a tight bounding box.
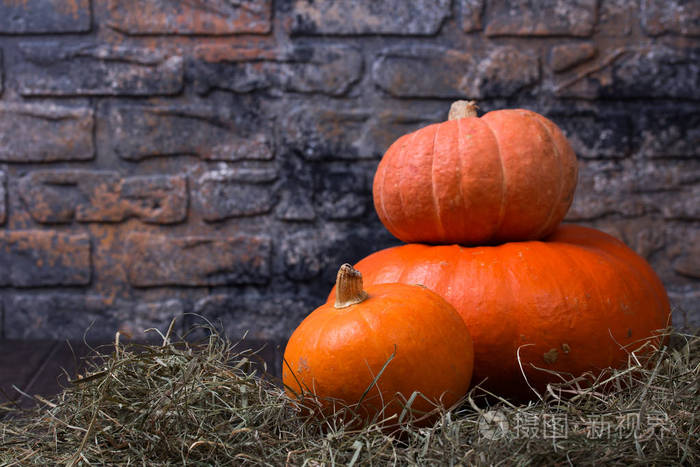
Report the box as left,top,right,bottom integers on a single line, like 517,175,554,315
283,101,671,423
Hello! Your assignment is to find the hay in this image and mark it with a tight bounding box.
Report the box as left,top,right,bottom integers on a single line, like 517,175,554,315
1,321,698,466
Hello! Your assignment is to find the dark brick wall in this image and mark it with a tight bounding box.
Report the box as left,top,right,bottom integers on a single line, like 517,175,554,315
0,0,698,343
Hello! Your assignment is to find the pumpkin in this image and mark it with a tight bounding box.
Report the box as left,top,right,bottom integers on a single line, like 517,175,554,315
283,264,474,424
329,225,670,401
373,101,578,245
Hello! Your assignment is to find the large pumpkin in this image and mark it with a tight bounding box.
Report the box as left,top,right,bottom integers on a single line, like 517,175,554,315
284,264,474,424
329,226,670,401
373,101,578,245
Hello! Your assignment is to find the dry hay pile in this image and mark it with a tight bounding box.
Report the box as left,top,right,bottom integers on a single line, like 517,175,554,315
1,322,698,466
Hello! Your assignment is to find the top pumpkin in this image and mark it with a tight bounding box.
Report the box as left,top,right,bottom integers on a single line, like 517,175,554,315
373,101,578,245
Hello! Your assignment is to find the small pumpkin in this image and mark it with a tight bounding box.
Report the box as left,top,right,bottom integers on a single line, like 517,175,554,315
330,226,670,401
373,101,578,245
283,264,474,424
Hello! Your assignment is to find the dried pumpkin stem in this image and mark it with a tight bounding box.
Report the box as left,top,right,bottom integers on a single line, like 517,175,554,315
334,264,369,309
448,100,479,120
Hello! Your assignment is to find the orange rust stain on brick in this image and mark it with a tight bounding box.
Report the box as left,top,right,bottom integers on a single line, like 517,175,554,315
107,0,271,35
195,44,278,63
56,0,86,19
88,223,138,301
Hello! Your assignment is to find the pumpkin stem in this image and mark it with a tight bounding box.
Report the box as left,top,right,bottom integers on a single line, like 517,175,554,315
448,100,479,120
334,264,369,309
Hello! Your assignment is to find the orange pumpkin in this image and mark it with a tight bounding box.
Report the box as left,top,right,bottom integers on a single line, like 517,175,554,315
329,226,670,401
284,264,474,424
373,101,578,245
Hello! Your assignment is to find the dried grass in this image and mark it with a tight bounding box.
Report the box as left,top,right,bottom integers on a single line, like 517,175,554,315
1,320,698,466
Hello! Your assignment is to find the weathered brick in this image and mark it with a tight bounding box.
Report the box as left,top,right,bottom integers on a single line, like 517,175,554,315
280,45,363,95
107,0,271,35
373,46,471,98
589,217,667,261
194,45,362,96
0,103,94,162
105,103,272,161
279,223,397,285
282,230,326,281
276,189,316,221
567,160,700,221
550,43,596,72
641,0,700,36
555,47,700,100
281,105,441,161
610,47,700,99
460,0,483,32
280,107,371,160
567,163,636,220
275,155,316,221
0,171,5,225
373,45,538,98
638,111,700,158
551,111,632,158
315,166,369,220
117,299,185,340
474,46,540,97
668,289,700,326
597,0,633,36
18,170,187,224
5,294,117,340
662,185,700,220
0,231,91,287
193,167,277,221
119,176,188,224
17,42,183,96
192,47,275,93
485,0,596,37
5,294,183,340
126,233,271,286
291,0,450,35
281,227,358,281
192,293,313,340
370,109,446,153
0,0,91,33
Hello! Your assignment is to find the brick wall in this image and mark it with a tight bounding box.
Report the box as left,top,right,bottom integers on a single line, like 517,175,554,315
0,0,698,343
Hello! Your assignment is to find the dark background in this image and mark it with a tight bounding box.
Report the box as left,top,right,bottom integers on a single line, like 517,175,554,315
0,0,698,400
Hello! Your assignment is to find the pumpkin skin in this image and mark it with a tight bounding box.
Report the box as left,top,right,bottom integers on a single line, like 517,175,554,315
373,102,578,245
329,225,670,401
284,265,474,425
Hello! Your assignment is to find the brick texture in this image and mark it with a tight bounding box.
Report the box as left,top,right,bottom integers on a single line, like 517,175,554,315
0,0,697,343
290,0,451,35
193,167,278,221
641,0,700,36
107,0,271,35
550,43,597,72
0,0,91,33
18,170,187,224
0,231,91,287
373,45,539,98
17,43,183,96
104,103,273,161
0,103,94,162
5,294,184,340
126,233,271,286
460,0,484,32
0,171,5,225
485,0,596,37
193,45,362,96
